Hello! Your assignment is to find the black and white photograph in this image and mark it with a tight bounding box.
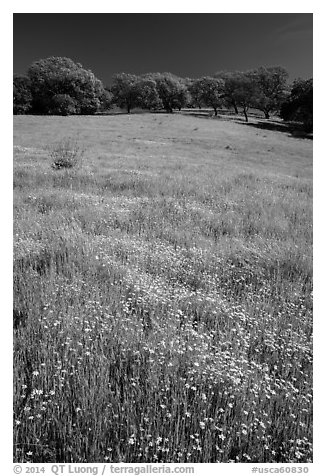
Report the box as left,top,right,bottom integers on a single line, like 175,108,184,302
12,9,313,468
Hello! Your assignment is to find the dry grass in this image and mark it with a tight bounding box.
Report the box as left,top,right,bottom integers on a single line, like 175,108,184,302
13,113,312,463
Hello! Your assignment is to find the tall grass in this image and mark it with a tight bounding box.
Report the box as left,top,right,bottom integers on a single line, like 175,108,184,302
13,114,312,463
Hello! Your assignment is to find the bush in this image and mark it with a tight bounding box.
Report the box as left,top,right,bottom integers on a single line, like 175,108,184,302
79,97,101,115
50,94,77,116
48,137,85,169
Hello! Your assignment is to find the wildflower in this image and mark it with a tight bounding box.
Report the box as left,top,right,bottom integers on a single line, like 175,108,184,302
199,421,205,429
32,371,39,377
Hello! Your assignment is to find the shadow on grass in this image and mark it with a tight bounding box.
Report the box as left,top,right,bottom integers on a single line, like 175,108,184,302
98,109,176,116
180,111,236,121
238,119,313,140
180,110,313,140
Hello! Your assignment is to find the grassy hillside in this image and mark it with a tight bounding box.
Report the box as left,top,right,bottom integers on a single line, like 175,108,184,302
13,113,313,463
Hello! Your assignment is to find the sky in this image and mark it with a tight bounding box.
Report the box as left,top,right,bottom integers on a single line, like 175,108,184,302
14,13,313,86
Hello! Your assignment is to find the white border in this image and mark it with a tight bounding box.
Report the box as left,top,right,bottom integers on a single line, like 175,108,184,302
3,4,323,475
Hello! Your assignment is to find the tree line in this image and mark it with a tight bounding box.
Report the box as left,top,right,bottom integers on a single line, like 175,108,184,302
13,56,313,131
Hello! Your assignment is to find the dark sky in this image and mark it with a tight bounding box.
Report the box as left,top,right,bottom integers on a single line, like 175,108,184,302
13,13,313,85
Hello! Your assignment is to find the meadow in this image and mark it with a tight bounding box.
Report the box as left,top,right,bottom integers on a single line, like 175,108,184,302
13,112,313,463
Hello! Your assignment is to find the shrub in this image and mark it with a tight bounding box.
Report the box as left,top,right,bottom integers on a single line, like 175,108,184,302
50,94,77,116
79,97,101,115
48,136,85,170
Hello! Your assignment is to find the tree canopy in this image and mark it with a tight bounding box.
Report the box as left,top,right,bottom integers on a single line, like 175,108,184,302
191,77,224,115
111,74,163,113
280,78,313,132
221,71,259,122
146,73,188,113
251,66,289,119
133,78,162,111
14,58,312,127
13,75,32,114
26,56,105,115
214,71,241,114
111,73,139,114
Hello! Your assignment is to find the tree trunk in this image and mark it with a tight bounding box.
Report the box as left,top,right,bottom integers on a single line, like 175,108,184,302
127,104,131,114
243,108,248,122
232,101,239,114
165,102,173,113
264,110,270,119
214,108,217,116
